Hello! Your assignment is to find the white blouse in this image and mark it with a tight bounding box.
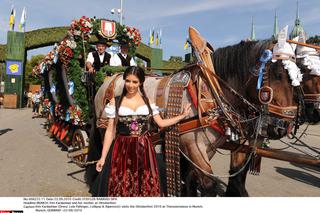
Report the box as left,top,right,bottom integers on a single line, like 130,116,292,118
104,103,159,118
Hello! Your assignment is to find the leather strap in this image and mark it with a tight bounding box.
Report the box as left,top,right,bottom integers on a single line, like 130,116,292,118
304,93,320,103
268,103,297,120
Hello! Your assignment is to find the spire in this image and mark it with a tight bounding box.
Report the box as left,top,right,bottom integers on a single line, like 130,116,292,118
295,1,300,26
272,10,279,40
296,1,299,19
289,1,307,40
250,17,256,41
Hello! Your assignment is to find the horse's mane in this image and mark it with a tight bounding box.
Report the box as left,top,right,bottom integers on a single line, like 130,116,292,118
213,40,274,86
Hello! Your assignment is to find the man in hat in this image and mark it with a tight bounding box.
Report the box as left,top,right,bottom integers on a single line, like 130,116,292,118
110,43,137,66
86,38,112,75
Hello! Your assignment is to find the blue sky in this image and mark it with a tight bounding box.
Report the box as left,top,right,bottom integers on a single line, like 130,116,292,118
0,0,319,60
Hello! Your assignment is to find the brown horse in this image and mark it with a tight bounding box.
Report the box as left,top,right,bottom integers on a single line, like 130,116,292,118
212,39,301,196
296,46,320,124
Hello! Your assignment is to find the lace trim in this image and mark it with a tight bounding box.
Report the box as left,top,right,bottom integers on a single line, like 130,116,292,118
108,169,160,197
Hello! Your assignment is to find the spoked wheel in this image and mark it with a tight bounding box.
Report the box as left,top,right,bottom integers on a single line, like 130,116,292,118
70,129,89,167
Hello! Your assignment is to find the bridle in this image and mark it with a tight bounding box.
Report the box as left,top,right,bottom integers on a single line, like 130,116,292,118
257,49,301,134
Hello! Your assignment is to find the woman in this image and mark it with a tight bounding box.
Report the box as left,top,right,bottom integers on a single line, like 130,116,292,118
93,66,191,197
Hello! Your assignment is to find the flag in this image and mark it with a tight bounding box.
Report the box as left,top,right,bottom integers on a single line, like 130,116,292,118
9,6,16,31
148,29,152,45
159,29,162,45
19,7,27,31
184,38,189,50
155,32,159,46
150,29,154,45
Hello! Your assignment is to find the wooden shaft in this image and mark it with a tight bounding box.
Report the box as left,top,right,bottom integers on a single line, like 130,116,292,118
220,143,320,166
287,40,320,50
67,147,89,158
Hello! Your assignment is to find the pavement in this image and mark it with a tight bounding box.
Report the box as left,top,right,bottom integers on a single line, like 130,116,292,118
0,108,90,196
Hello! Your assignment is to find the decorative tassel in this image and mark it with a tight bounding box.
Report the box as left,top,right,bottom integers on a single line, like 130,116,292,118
249,153,262,175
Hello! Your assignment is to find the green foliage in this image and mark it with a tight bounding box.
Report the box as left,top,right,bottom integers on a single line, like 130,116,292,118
25,55,45,85
68,59,89,120
168,56,183,63
162,57,186,71
307,35,320,45
25,27,69,50
0,45,6,62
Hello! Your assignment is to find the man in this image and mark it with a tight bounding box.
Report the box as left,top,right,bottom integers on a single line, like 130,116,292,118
32,90,41,118
27,90,33,108
110,43,137,66
86,38,112,75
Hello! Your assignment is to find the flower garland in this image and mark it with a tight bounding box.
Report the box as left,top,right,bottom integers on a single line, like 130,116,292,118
66,105,83,125
32,16,142,125
117,25,142,55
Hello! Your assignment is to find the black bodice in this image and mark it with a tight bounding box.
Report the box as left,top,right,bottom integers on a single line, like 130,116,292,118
117,115,150,136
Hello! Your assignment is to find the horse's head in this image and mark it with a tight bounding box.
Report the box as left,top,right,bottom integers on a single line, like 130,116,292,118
256,37,304,139
245,27,306,139
296,45,320,123
213,27,302,140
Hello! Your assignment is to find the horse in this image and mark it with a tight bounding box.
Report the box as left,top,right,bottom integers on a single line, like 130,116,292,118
211,38,303,196
296,45,320,124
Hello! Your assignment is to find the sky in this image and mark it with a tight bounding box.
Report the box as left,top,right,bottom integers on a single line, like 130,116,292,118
0,0,319,60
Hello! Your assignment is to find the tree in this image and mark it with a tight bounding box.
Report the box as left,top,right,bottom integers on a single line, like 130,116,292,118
24,54,45,85
307,35,320,45
168,56,183,63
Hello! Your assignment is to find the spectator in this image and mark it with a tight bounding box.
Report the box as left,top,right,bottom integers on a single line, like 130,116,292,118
27,91,33,108
32,90,41,118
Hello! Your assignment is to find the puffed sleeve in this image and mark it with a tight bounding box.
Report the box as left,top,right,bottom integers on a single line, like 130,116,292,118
150,103,159,115
104,103,115,118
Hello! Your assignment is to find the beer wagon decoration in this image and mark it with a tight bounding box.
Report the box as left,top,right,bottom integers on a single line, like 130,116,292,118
33,16,141,166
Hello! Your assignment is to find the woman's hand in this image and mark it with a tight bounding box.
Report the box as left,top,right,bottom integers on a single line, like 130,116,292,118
96,158,105,172
181,103,192,118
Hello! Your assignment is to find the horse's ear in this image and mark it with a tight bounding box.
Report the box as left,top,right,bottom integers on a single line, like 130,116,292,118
277,25,288,48
290,36,299,52
189,26,207,53
207,42,214,53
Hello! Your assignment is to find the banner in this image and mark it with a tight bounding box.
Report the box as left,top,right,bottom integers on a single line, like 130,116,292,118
6,60,22,76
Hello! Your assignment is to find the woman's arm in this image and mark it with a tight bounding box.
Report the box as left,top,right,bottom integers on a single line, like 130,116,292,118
96,117,115,172
153,103,191,128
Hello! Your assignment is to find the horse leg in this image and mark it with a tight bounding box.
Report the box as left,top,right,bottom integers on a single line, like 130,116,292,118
225,151,250,197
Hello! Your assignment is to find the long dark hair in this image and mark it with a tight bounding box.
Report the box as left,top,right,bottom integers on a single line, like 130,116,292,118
115,66,153,122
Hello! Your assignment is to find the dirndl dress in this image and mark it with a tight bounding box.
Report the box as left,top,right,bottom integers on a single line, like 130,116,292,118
91,103,161,197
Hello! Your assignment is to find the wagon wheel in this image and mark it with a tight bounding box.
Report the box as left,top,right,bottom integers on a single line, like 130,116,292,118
71,129,89,166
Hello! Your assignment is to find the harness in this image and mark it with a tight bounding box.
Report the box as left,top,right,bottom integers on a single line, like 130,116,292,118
256,49,301,136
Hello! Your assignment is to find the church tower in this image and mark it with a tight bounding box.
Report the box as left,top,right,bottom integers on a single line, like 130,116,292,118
250,17,256,41
272,10,279,40
289,1,307,40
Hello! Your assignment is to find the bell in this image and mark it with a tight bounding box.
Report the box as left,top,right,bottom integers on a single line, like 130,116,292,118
225,127,231,136
231,132,237,141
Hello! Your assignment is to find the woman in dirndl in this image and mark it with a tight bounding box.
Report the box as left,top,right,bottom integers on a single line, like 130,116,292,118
92,66,191,197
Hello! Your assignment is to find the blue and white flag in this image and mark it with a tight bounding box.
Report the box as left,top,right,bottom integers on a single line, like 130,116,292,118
19,7,26,31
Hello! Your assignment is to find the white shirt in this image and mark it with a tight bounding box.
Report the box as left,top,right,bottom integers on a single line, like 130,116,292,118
86,51,113,64
104,103,159,118
110,53,137,66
